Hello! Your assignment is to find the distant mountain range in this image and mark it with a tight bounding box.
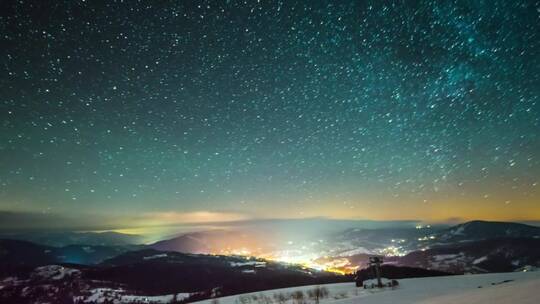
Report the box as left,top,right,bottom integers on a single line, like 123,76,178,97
389,237,540,273
2,220,539,272
90,249,349,295
0,239,141,276
0,230,142,247
391,220,540,273
433,220,540,243
0,245,349,303
330,220,540,274
332,221,540,256
1,220,540,303
330,225,440,254
149,230,255,254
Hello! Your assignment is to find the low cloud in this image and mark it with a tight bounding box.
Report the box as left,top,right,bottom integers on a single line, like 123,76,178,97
0,210,252,232
133,211,251,226
0,211,100,231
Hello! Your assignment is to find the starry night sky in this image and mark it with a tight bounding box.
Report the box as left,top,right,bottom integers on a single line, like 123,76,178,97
1,0,539,230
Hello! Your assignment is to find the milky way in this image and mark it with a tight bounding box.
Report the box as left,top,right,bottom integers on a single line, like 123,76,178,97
1,0,539,227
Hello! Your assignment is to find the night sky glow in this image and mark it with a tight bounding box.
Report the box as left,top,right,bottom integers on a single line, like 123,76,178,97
1,1,539,231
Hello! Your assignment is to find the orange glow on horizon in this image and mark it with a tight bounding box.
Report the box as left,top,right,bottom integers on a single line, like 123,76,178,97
295,196,540,224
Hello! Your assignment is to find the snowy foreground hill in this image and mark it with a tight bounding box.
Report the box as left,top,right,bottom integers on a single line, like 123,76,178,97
194,271,540,304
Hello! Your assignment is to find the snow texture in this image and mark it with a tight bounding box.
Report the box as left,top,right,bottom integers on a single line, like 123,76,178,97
193,271,540,304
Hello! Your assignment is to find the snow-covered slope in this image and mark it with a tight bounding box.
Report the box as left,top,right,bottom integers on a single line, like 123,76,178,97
193,271,540,304
418,278,540,304
78,288,190,304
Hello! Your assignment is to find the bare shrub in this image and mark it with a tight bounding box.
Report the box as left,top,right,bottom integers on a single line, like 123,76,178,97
291,290,305,304
307,286,329,304
273,292,287,304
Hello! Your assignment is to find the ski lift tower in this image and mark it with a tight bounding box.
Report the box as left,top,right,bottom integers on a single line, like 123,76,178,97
368,256,384,288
